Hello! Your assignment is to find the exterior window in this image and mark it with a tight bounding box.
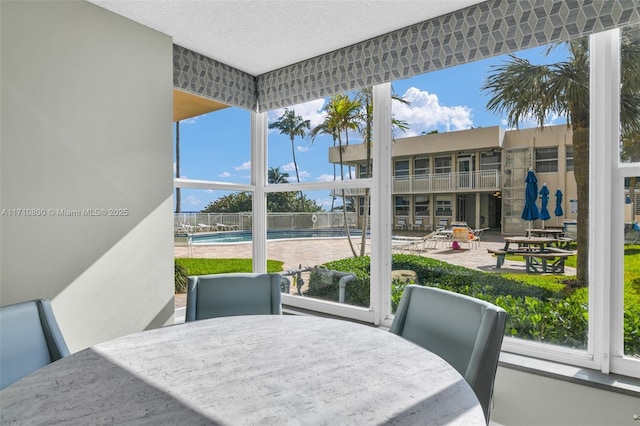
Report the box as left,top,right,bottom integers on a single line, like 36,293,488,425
480,151,501,171
435,200,452,216
357,196,371,216
395,196,410,216
566,145,574,171
535,147,558,173
394,160,409,179
359,163,371,179
414,195,429,216
414,157,429,175
434,156,451,174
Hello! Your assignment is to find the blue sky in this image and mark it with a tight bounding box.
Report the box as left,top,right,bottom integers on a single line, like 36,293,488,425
175,44,569,212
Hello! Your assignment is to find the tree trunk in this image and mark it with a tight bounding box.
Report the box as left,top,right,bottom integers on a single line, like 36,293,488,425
572,126,589,287
338,137,357,257
290,136,304,210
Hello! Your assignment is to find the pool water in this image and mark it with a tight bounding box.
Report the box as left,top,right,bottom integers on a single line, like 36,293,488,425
191,229,364,244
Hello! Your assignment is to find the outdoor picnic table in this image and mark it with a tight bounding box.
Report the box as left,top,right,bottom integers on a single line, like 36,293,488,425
527,228,565,238
488,236,574,273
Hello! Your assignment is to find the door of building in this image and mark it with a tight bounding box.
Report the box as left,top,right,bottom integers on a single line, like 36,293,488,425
457,156,474,189
456,194,476,228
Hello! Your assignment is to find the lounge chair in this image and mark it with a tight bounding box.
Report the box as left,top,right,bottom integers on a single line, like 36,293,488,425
394,218,406,230
452,225,480,249
215,223,238,231
410,217,424,231
197,223,217,232
436,218,449,230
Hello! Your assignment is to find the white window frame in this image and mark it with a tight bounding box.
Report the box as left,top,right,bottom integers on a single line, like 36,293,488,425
175,33,639,377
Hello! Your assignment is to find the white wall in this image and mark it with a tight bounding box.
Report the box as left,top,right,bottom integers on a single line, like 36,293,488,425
491,366,640,426
0,1,174,352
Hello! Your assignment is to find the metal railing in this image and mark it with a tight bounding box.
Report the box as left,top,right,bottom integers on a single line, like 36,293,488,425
330,170,501,196
174,212,358,232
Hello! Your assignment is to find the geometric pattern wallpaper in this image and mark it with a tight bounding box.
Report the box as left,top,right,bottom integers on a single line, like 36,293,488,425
173,45,257,111
174,0,640,112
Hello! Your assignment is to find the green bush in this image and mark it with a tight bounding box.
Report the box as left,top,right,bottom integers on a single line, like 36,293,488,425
312,254,640,354
174,262,188,293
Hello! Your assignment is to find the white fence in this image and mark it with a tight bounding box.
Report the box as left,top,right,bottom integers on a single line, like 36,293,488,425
174,212,358,232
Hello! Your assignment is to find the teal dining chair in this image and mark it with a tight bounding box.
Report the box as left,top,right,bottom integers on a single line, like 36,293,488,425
0,299,70,390
185,273,283,321
390,285,507,424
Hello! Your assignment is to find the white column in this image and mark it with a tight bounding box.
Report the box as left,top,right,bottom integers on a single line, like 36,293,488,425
371,83,393,325
589,29,620,374
251,111,268,273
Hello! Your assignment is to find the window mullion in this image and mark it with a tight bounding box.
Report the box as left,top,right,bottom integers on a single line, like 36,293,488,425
589,29,620,374
371,82,392,325
251,111,268,273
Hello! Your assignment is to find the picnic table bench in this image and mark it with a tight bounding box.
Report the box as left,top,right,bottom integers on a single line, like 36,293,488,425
487,247,575,273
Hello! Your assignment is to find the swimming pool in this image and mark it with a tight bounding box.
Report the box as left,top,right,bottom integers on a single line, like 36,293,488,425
191,228,365,244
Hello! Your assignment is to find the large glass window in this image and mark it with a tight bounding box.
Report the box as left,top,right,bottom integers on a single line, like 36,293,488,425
175,21,639,379
395,196,410,216
535,147,559,172
435,199,452,216
414,195,429,217
615,24,640,374
480,151,501,171
434,156,451,174
565,145,574,171
414,157,429,175
394,160,409,178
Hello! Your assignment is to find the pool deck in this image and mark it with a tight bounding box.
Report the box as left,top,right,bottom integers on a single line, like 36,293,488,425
175,231,575,275
174,231,576,312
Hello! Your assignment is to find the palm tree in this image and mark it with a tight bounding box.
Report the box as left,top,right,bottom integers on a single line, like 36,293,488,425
269,109,310,211
310,105,341,211
482,31,640,287
316,94,362,256
355,88,410,256
268,167,290,184
268,109,310,184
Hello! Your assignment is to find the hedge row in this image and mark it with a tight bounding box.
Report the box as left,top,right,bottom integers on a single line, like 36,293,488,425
308,254,639,354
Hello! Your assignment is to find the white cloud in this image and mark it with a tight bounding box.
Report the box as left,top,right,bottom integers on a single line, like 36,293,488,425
316,173,336,182
281,162,297,172
297,145,311,153
268,98,327,130
235,161,251,171
219,171,231,178
393,87,473,136
184,195,201,206
280,162,310,181
318,197,335,210
204,189,215,193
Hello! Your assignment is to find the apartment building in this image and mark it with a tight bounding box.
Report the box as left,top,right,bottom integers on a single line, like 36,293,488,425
330,124,577,234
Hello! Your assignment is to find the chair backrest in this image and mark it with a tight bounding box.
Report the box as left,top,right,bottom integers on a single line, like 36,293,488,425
389,285,507,423
436,218,448,229
415,217,423,224
186,273,283,321
0,299,70,390
452,225,474,242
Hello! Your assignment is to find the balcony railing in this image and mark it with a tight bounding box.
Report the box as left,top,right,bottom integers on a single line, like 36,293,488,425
330,170,501,196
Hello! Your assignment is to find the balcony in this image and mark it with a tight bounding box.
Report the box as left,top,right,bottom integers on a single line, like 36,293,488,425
330,170,501,196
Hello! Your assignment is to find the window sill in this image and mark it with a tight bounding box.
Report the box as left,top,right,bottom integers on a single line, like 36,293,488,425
499,352,640,398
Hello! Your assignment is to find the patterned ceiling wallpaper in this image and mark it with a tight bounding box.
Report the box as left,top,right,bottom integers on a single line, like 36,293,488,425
173,0,640,112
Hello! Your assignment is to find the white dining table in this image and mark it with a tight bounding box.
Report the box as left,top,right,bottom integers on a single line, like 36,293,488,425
0,315,485,425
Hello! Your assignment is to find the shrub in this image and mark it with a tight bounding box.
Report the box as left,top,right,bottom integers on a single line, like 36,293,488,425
311,254,615,351
175,262,188,293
